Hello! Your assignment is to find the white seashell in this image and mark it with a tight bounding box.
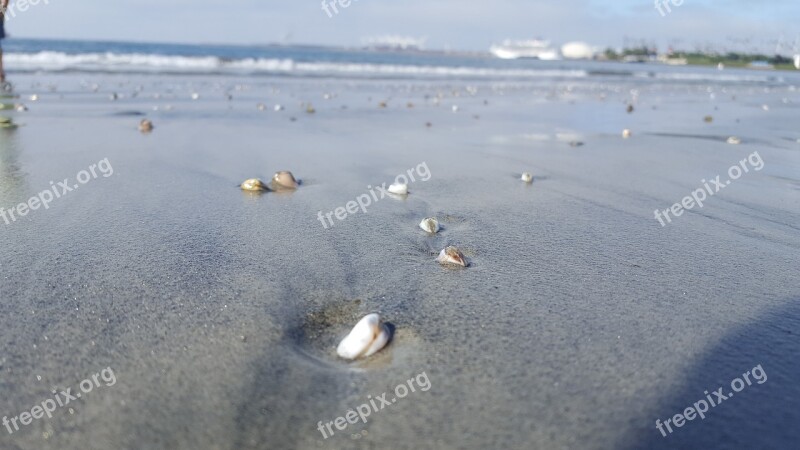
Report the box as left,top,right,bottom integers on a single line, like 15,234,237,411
726,136,741,145
388,183,408,195
419,217,440,233
622,129,632,139
521,172,533,183
274,104,284,111
436,246,467,267
336,314,391,360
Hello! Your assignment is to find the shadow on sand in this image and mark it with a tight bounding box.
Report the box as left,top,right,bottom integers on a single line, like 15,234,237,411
633,298,800,449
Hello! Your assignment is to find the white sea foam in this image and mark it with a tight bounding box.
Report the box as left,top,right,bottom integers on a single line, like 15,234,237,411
4,51,585,79
4,51,787,85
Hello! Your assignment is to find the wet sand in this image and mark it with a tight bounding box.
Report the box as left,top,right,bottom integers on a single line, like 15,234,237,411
1,72,799,449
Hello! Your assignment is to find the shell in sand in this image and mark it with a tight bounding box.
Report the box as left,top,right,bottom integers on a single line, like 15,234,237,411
139,119,154,133
336,314,391,360
388,183,408,195
272,171,299,189
436,246,468,267
241,178,269,192
419,217,440,233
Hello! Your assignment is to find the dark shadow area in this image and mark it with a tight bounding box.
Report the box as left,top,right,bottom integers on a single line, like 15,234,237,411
634,298,800,449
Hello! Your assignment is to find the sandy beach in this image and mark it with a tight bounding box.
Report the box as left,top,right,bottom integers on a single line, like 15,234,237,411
1,63,799,450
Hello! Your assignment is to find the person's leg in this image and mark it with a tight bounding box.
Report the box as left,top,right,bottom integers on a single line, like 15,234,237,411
0,14,6,82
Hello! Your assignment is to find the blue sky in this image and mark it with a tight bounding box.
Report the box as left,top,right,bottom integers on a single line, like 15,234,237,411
5,0,800,53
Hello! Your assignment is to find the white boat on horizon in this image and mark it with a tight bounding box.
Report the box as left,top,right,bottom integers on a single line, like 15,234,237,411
363,35,426,52
490,39,561,60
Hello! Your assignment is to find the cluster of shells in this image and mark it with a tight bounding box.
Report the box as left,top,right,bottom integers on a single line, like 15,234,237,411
238,165,542,359
240,171,299,192
236,163,542,359
340,168,551,359
338,220,468,359
338,178,484,359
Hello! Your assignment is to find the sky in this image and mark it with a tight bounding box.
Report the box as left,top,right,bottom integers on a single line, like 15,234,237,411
4,0,800,53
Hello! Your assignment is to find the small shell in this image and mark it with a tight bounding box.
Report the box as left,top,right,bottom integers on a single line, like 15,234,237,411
272,171,299,189
336,314,391,360
419,217,440,233
139,119,154,133
726,136,741,145
241,178,269,192
436,246,468,267
622,129,632,139
388,183,408,195
521,172,533,183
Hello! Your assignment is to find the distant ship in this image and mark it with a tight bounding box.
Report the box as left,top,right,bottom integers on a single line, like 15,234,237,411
363,36,426,52
490,39,561,60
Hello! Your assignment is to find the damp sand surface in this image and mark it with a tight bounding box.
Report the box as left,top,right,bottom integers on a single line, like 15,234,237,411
1,72,799,449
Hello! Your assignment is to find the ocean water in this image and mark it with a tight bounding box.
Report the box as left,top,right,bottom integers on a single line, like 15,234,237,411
4,38,799,85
